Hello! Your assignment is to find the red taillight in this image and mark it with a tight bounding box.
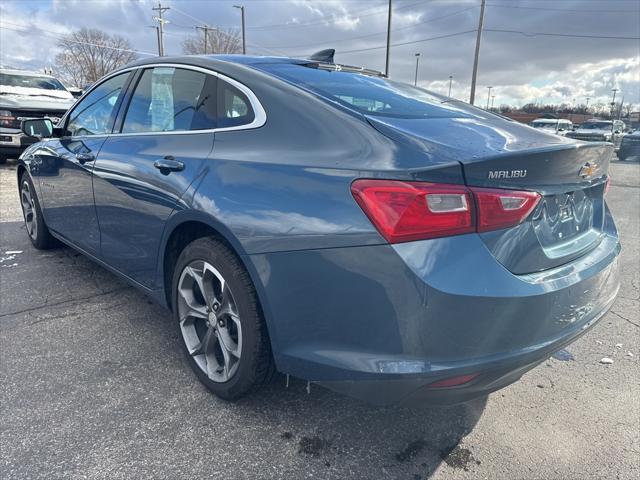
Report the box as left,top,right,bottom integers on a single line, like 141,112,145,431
426,373,479,388
474,188,541,233
351,179,541,243
350,180,474,243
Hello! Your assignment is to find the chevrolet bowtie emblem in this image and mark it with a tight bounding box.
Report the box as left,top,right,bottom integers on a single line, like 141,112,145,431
579,161,599,180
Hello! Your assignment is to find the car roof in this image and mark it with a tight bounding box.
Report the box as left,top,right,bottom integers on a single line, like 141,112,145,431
122,54,310,71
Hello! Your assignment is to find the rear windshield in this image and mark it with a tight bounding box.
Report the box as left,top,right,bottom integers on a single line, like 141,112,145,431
256,63,464,119
0,73,67,91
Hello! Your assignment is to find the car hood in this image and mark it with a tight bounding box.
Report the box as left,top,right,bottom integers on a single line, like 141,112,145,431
0,86,75,110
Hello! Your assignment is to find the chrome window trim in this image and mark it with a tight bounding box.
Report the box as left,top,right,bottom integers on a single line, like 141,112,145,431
60,63,266,139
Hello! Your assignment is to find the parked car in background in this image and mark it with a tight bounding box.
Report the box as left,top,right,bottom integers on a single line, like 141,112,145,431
530,118,573,136
16,55,619,406
0,69,75,164
67,87,84,99
566,119,626,150
618,130,640,162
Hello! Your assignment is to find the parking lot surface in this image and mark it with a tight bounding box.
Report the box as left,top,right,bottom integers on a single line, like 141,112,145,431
1,160,639,479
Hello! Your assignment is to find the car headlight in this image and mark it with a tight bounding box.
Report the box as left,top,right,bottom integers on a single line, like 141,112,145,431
0,109,17,128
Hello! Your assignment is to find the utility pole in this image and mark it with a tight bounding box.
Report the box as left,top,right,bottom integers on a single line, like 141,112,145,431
196,25,213,54
413,53,420,86
152,2,170,56
233,5,246,54
610,88,618,118
149,26,161,56
385,0,392,77
486,85,492,109
448,75,453,97
469,0,486,105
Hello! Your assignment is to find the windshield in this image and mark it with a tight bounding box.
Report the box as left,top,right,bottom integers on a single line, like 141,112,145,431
579,122,612,130
257,63,468,119
0,73,67,91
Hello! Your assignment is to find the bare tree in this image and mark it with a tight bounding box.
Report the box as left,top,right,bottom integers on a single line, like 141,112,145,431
182,28,242,55
54,28,137,87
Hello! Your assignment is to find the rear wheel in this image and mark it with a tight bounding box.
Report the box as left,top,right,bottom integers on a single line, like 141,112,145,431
19,174,57,249
172,237,275,400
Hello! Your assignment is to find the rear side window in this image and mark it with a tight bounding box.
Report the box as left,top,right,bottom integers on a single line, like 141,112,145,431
217,79,254,128
257,63,464,119
122,67,217,133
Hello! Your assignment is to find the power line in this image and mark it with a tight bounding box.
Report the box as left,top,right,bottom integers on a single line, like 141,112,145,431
294,29,478,56
263,5,477,49
246,0,426,31
0,23,156,56
484,28,640,40
486,3,640,13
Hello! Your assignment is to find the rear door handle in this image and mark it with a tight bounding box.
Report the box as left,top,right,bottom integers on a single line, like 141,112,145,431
75,152,95,164
154,157,184,174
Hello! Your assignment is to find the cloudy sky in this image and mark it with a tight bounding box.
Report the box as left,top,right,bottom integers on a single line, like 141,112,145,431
1,0,639,108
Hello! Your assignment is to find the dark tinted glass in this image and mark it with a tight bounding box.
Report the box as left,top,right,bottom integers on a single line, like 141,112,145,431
258,63,464,119
217,80,254,128
122,67,216,133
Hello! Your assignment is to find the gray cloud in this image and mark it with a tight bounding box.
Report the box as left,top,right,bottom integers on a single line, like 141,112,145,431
1,0,638,107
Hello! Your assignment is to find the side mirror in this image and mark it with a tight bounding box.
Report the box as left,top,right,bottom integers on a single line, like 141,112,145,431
614,130,621,134
21,118,54,139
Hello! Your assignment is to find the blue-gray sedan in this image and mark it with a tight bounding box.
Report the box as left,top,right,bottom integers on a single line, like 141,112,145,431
17,54,620,406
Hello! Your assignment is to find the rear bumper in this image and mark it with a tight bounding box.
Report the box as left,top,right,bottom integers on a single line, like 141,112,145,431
247,207,620,406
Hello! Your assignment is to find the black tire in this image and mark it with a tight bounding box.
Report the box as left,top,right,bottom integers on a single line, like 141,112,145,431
172,236,275,400
19,173,58,250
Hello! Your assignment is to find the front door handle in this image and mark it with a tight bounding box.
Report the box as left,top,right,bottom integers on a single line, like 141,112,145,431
75,152,95,164
154,157,184,174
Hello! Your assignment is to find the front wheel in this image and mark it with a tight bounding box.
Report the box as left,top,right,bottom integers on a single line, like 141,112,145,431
19,174,57,249
172,237,275,400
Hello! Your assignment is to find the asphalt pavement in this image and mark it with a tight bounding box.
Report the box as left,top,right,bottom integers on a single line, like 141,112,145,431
0,160,638,479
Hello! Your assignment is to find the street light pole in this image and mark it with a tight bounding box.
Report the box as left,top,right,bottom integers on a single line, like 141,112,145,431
491,95,495,110
610,88,618,118
585,96,590,112
486,86,492,109
385,0,392,77
448,75,453,97
414,53,420,86
233,5,246,54
469,0,486,105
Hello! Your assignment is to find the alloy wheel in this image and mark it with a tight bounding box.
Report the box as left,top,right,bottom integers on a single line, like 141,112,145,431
21,180,37,240
177,260,243,383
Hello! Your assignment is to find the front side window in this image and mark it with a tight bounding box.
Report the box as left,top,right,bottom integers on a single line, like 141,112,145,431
66,73,129,136
121,67,217,133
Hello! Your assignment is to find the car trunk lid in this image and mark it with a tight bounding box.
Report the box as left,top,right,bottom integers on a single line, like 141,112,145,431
366,115,614,274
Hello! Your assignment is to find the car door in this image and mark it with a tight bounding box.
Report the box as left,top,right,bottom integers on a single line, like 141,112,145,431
92,65,218,289
36,71,132,255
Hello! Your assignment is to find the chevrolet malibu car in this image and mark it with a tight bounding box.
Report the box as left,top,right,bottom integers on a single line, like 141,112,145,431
0,69,75,163
17,54,620,406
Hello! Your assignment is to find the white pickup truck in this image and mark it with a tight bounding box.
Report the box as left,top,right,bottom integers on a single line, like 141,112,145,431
0,69,76,164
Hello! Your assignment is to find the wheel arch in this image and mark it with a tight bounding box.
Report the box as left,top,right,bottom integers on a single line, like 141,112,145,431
158,210,282,358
